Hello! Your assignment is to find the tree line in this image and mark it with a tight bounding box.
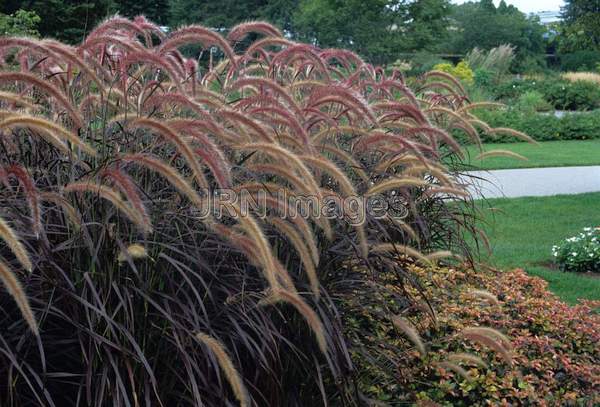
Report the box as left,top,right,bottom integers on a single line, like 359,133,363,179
0,0,597,69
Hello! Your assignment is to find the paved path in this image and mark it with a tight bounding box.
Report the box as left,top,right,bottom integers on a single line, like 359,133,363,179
459,166,600,199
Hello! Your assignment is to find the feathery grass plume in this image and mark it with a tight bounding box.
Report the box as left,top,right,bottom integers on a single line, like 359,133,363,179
366,177,427,197
0,257,38,335
63,181,152,234
458,102,505,113
121,154,204,207
418,81,463,99
248,105,310,147
228,21,283,42
468,118,492,136
435,361,474,383
195,332,249,407
101,168,151,230
425,250,457,263
459,327,512,364
236,189,320,266
41,39,107,95
229,77,305,120
0,114,97,156
401,165,452,186
391,315,426,356
0,72,84,128
3,165,41,237
317,145,369,183
466,289,500,306
219,109,274,143
423,70,466,95
269,43,331,81
0,91,37,110
264,289,328,353
404,126,464,158
374,101,429,125
371,243,430,266
122,51,186,92
476,150,528,161
238,143,333,240
423,186,470,198
0,37,104,92
209,222,297,292
373,153,432,173
311,125,371,145
268,217,320,298
489,128,537,144
309,85,377,125
233,208,284,291
0,216,32,273
300,154,368,258
244,37,293,60
128,118,208,189
118,244,148,263
447,353,489,369
162,26,237,67
86,15,146,40
39,192,81,230
246,163,312,195
426,107,479,137
236,143,323,208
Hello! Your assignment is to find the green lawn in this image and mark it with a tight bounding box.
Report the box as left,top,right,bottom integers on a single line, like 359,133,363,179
474,193,600,304
459,140,600,170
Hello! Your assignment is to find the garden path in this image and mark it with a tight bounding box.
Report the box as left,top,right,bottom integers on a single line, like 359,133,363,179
459,166,600,199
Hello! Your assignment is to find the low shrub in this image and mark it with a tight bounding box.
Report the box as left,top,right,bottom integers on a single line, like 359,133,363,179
490,78,600,111
434,61,474,84
342,263,600,405
515,90,552,113
472,109,600,142
560,50,600,72
553,227,600,274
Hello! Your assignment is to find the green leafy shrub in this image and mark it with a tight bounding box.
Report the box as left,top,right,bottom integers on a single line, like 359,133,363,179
515,90,552,113
560,50,600,72
473,68,494,88
490,78,600,111
434,61,474,84
545,80,600,111
553,227,600,273
0,9,40,37
472,109,600,143
342,263,600,405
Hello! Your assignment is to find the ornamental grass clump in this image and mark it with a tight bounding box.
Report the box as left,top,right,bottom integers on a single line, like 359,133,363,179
0,15,513,405
553,227,600,273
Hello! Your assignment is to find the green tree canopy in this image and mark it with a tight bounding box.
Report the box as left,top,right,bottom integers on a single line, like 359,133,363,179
0,9,40,37
293,0,450,65
444,1,545,61
1,0,113,43
559,0,600,52
113,0,170,25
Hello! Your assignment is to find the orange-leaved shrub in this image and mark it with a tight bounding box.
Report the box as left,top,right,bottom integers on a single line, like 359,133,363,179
341,263,600,405
0,15,514,406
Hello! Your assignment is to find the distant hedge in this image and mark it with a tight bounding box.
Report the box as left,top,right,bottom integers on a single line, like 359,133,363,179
468,109,600,143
